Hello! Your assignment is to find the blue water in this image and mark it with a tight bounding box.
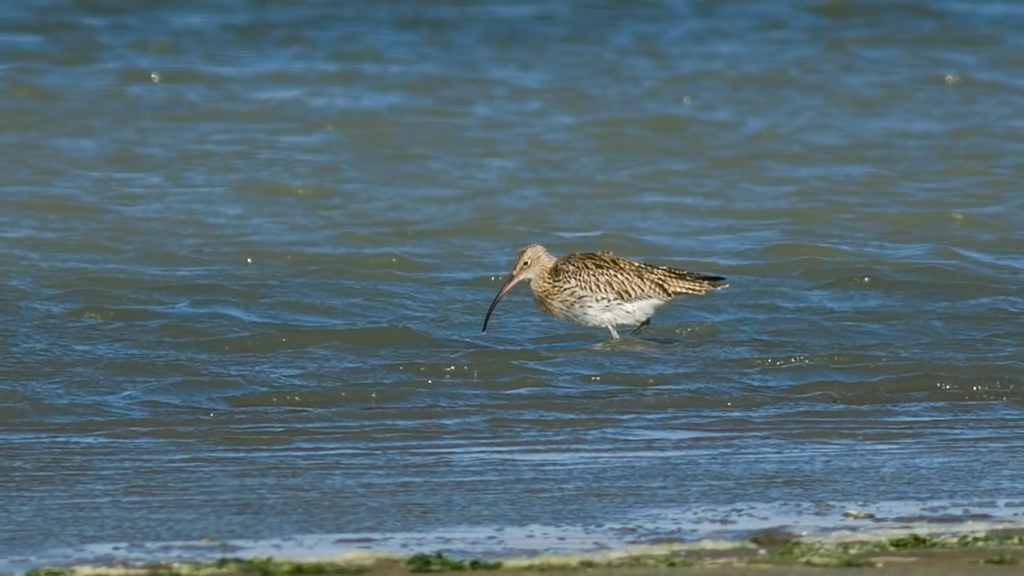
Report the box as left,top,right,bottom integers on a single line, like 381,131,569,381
2,0,1024,571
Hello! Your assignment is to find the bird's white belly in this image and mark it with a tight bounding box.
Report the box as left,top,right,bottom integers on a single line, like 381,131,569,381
564,297,666,328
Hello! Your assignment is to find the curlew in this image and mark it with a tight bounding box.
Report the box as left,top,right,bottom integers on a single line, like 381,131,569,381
481,244,727,339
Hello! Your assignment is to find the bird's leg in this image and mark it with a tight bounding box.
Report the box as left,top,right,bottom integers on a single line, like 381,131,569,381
607,326,620,339
629,318,651,337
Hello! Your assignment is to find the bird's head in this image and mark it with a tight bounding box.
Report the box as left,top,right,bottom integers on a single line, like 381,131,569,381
508,244,551,282
481,244,554,333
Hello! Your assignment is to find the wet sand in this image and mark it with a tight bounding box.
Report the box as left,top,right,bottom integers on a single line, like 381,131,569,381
501,562,1021,576
45,540,1024,576
378,547,1020,576
476,547,1020,575
23,525,1024,576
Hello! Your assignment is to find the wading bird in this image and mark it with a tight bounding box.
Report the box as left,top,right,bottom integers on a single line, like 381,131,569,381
482,244,727,339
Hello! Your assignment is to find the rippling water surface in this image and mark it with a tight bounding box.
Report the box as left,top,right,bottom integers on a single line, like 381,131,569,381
3,0,1024,570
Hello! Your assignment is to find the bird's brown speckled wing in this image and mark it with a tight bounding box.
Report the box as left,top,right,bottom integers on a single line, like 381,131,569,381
549,252,726,302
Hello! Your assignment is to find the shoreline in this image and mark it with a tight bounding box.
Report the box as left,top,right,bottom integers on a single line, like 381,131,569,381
12,530,1024,576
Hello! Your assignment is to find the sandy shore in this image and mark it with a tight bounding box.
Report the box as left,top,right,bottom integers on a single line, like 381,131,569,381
30,532,1024,576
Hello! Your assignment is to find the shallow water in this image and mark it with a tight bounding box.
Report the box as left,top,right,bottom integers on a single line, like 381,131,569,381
2,0,1024,571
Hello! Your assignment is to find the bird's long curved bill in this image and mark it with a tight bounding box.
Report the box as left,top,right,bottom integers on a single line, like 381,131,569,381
481,275,521,333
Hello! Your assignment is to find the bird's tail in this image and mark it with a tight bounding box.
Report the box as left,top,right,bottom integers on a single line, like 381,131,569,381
662,269,728,295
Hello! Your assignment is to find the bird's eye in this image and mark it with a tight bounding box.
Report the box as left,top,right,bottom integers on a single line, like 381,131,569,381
521,260,530,268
